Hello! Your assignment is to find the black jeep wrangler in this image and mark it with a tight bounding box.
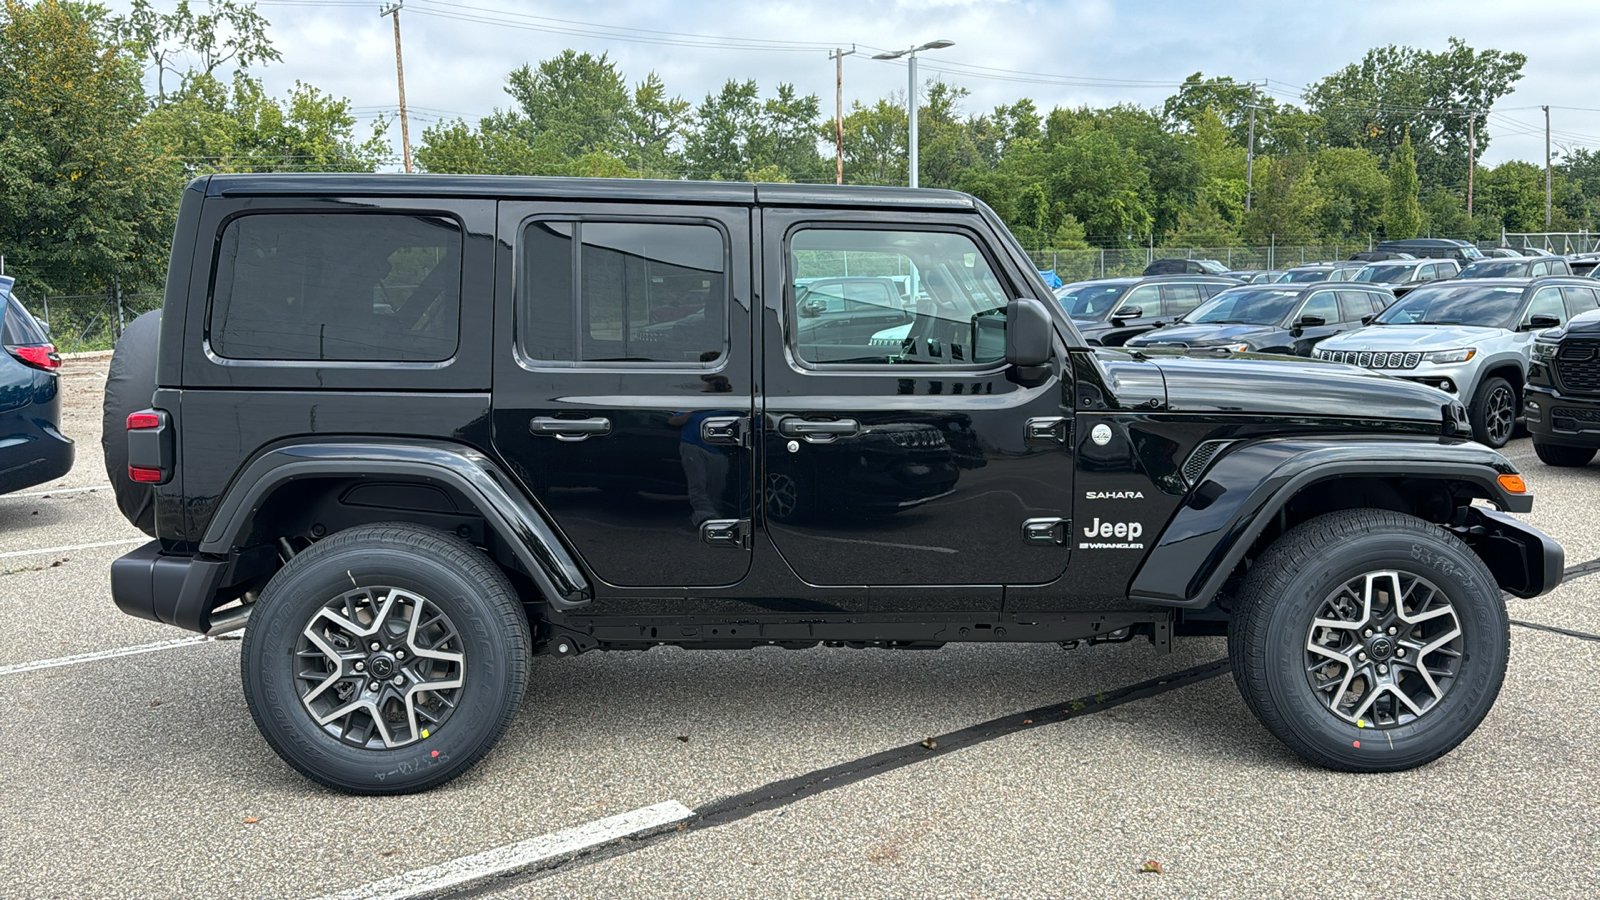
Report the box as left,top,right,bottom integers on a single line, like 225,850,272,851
106,175,1562,794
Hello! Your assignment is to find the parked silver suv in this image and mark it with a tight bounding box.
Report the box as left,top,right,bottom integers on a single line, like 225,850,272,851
1313,277,1600,447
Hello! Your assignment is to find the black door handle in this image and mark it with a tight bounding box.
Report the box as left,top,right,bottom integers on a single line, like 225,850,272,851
778,417,861,442
530,417,612,442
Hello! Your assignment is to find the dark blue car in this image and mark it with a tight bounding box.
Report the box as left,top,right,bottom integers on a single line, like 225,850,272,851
0,276,72,494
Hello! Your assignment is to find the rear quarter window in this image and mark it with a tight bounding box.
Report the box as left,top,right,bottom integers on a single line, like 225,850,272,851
209,213,463,362
3,297,48,345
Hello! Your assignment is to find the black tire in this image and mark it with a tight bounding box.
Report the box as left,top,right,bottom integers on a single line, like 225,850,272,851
241,523,531,794
1468,376,1516,448
1533,440,1596,468
101,310,161,536
1228,509,1508,772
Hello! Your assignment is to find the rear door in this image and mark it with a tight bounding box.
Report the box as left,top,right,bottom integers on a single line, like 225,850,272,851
1289,289,1344,355
758,208,1075,603
491,201,756,589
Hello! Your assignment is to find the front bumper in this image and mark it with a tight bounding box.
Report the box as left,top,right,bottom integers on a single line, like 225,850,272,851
111,541,232,633
1524,384,1600,448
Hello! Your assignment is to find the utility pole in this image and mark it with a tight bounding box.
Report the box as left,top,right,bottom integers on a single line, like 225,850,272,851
829,46,857,185
1466,110,1476,218
381,3,413,174
1545,105,1552,228
1245,82,1258,212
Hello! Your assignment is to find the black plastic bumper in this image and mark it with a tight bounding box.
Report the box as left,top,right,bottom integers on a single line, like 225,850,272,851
1462,507,1565,599
1524,385,1600,448
111,541,232,633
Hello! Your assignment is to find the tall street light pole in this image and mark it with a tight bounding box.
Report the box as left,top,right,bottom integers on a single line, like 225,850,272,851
872,39,954,188
829,46,857,185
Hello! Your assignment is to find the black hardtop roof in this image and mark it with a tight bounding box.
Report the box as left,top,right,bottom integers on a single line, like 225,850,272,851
197,173,978,211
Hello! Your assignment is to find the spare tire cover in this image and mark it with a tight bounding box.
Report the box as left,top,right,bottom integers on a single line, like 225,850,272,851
102,310,161,537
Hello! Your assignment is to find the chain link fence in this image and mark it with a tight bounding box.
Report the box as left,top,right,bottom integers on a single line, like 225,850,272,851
8,286,164,354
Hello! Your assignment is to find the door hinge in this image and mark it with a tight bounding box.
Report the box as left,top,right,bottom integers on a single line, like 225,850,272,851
700,518,752,549
1025,416,1068,444
1022,517,1069,546
700,415,749,448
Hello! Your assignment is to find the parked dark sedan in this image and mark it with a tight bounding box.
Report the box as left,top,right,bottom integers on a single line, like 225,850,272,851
1,278,72,494
1055,275,1239,346
1124,282,1393,356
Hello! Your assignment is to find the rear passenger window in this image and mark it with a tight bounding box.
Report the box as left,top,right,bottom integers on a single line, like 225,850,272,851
210,213,461,362
520,220,728,366
1300,291,1339,323
1336,291,1372,322
1562,286,1600,318
1524,287,1566,326
1161,284,1204,316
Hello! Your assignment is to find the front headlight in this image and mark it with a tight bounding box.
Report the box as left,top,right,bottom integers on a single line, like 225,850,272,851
1422,347,1476,364
1532,340,1559,364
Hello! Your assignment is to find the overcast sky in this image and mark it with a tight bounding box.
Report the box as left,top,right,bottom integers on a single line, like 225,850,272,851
104,0,1600,172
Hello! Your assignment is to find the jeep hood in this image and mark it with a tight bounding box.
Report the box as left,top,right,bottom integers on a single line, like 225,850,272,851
1098,351,1462,423
1319,324,1506,350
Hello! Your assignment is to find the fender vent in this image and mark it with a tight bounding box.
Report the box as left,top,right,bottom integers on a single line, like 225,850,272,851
1181,440,1233,486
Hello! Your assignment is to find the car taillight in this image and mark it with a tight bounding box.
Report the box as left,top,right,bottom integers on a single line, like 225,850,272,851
127,411,161,431
6,343,60,372
126,408,172,485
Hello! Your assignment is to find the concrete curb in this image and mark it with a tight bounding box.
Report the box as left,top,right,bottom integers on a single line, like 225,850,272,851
61,349,113,360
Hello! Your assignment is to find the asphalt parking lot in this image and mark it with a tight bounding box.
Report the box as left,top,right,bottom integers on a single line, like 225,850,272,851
2,358,1597,899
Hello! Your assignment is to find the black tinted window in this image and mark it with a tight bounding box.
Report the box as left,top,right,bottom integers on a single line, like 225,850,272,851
211,213,461,361
1161,284,1204,316
1563,286,1600,318
3,297,48,345
1336,291,1372,322
521,221,728,366
1300,291,1339,323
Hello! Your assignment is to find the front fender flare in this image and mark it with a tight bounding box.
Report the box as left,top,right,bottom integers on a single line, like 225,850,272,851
1128,437,1532,608
200,439,591,610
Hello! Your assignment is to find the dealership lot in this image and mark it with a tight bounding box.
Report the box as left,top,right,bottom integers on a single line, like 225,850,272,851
1,359,1596,899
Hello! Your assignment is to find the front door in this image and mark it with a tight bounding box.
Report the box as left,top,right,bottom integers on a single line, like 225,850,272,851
758,210,1075,597
491,202,755,589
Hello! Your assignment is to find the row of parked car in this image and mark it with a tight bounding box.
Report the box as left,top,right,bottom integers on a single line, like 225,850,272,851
1059,241,1600,456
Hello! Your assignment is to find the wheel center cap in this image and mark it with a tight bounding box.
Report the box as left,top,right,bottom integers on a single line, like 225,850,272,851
1368,636,1395,662
368,655,395,679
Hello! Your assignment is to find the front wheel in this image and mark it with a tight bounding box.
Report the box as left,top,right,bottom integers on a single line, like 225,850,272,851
1468,376,1516,448
1533,440,1596,467
1229,509,1508,772
241,523,531,794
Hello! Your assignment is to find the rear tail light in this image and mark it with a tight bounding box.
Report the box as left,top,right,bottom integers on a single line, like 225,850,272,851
126,408,172,485
5,343,60,372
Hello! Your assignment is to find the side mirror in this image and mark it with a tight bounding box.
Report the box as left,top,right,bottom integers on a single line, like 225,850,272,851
1296,315,1327,328
1361,315,1375,325
1005,298,1053,378
1112,305,1143,320
1527,314,1562,330
798,299,824,318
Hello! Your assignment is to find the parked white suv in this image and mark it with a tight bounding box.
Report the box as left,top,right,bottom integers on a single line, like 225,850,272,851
1314,277,1600,447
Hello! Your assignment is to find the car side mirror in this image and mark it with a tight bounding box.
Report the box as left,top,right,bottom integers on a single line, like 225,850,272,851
1296,315,1327,328
798,299,824,318
1112,305,1143,320
1527,314,1562,329
1361,315,1375,325
1004,298,1053,384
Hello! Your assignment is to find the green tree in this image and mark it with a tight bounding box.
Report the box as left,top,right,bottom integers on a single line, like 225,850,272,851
1163,72,1271,146
115,0,280,104
1310,146,1388,237
490,50,635,161
839,98,907,186
1384,130,1422,239
1044,129,1154,244
1242,155,1321,244
683,79,825,182
0,0,173,293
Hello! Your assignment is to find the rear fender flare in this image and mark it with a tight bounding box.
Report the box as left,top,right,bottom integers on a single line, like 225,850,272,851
200,439,591,609
1128,438,1530,608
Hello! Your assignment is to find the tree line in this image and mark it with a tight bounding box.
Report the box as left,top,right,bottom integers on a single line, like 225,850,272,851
4,0,1598,297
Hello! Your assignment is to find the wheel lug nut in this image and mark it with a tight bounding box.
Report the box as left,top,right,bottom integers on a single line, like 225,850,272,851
368,681,380,691
1364,629,1373,638
1388,626,1397,635
1358,652,1368,661
1378,664,1388,674
354,661,365,672
395,650,405,660
1396,648,1406,658
391,675,404,686
370,642,381,652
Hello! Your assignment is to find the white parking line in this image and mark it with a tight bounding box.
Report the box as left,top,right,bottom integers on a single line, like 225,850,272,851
0,538,145,560
7,484,112,499
0,636,213,676
317,800,697,900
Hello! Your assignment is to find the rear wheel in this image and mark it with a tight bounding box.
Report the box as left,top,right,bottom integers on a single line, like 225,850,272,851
1533,440,1596,467
1468,376,1516,448
241,523,530,794
1229,509,1507,772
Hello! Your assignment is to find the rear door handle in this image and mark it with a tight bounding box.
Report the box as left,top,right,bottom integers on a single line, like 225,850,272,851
778,417,861,442
530,417,612,442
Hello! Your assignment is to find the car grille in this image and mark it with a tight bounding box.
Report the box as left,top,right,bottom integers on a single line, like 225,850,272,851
1320,350,1422,369
1554,340,1600,395
1553,406,1600,424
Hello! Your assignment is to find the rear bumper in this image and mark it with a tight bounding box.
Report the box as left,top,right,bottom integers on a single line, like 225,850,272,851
111,541,232,633
0,422,73,495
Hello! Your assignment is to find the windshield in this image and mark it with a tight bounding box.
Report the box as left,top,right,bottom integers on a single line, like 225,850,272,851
1184,288,1302,325
1278,268,1330,283
1462,245,1484,259
1374,283,1524,327
1055,282,1128,319
1458,260,1529,278
1355,263,1417,284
